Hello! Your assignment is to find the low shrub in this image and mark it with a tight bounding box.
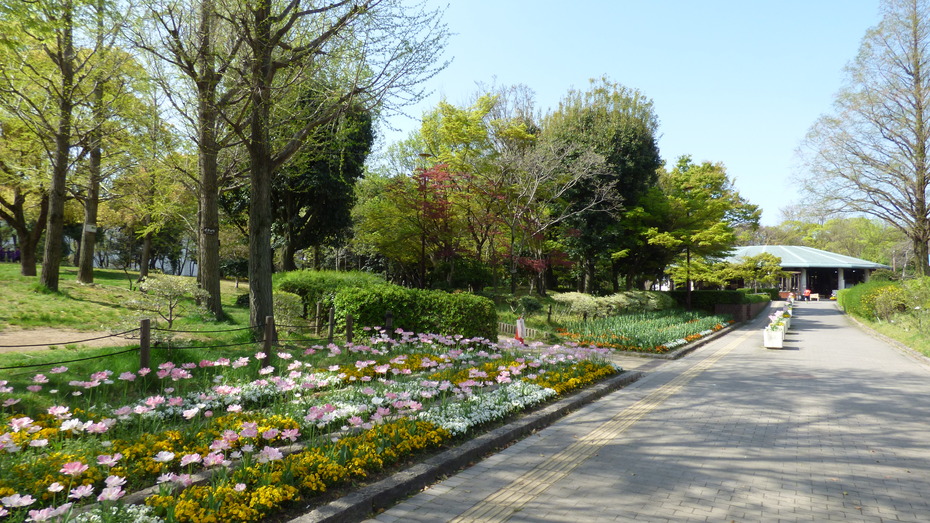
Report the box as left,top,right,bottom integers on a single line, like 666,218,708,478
333,286,497,340
551,291,675,317
837,280,897,318
274,270,386,314
273,291,303,328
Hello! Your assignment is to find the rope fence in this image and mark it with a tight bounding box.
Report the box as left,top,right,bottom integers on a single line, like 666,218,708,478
0,328,140,348
0,307,383,372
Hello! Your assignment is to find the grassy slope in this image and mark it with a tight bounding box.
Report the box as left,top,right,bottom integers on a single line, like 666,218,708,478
0,264,250,332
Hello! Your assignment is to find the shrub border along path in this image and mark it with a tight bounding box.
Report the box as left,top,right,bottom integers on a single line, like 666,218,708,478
289,321,739,523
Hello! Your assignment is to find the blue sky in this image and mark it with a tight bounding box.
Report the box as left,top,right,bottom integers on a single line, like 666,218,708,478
378,1,882,225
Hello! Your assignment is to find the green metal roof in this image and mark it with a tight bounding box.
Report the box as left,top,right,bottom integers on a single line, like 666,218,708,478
724,245,890,269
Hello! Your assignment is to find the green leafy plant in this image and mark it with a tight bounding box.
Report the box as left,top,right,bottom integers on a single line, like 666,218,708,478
125,274,209,329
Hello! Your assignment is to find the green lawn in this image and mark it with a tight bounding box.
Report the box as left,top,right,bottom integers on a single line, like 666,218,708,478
0,263,251,333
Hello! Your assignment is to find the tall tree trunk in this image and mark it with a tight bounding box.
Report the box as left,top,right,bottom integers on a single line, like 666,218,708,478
1,186,48,276
248,2,275,341
40,0,75,292
197,0,224,319
78,77,104,284
139,232,152,279
282,235,297,272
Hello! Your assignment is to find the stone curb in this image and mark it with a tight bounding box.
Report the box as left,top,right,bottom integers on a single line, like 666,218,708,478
287,370,645,523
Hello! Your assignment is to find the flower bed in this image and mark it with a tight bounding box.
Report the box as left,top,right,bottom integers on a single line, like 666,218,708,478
557,310,734,353
0,331,620,522
762,300,794,349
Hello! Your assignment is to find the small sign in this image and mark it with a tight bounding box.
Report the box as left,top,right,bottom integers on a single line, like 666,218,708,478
84,225,97,233
203,227,218,235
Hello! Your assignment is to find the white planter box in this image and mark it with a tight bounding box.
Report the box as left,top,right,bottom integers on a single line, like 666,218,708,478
763,329,784,348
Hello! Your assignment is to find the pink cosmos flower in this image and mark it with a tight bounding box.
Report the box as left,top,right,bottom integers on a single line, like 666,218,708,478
239,422,259,438
28,439,48,448
202,452,227,467
157,473,177,484
174,474,194,487
60,461,88,477
168,397,184,407
47,406,71,419
118,372,136,381
261,428,279,440
68,484,94,499
179,453,202,467
144,395,166,408
132,405,152,415
257,446,283,463
234,483,246,492
227,404,242,413
232,357,250,368
96,486,124,502
182,408,200,420
32,374,49,384
170,368,193,381
90,371,111,381
104,475,126,488
47,482,64,493
49,366,68,374
152,451,175,463
10,416,34,432
1,493,36,507
137,367,151,376
281,428,300,442
85,422,109,434
97,453,123,467
2,398,20,407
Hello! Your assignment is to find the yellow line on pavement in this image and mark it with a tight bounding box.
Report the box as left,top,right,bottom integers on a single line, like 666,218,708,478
450,329,752,523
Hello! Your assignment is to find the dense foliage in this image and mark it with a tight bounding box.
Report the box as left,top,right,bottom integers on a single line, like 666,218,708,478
333,285,498,341
274,270,386,312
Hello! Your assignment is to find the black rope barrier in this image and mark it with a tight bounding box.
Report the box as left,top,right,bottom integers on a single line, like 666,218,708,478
0,347,140,371
0,329,140,348
149,340,260,351
151,325,256,334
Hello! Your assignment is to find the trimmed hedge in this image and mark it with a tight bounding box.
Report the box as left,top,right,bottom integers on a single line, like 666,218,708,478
274,270,386,312
837,280,896,318
333,286,497,341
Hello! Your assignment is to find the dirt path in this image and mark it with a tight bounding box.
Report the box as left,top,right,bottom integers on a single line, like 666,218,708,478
0,327,136,353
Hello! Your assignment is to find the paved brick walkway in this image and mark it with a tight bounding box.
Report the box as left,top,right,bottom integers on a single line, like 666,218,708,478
363,301,930,522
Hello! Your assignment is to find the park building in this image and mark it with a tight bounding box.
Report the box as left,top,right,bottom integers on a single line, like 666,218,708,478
725,245,890,300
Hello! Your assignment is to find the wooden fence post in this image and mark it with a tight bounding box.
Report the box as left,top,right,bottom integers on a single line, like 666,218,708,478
385,310,393,338
139,318,150,371
315,302,323,336
547,304,552,323
346,314,354,344
327,307,335,343
262,316,275,368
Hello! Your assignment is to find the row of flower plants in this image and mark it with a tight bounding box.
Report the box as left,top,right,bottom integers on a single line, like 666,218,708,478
763,299,795,348
557,309,734,353
0,329,620,522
